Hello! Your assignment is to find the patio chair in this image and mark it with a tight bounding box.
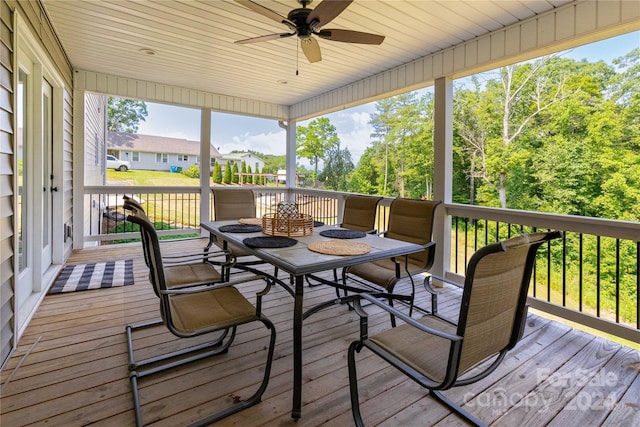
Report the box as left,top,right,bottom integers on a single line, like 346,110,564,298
123,196,220,269
125,211,276,427
307,194,384,294
341,198,441,326
211,188,274,278
347,231,562,427
338,194,384,233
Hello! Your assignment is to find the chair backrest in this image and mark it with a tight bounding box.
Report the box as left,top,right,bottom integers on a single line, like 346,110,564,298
455,231,562,374
212,188,256,220
123,197,151,267
385,198,441,269
340,195,383,232
122,195,145,215
126,212,168,299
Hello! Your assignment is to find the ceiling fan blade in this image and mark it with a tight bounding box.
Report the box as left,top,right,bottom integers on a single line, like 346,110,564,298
306,0,352,28
235,33,296,44
317,29,385,45
235,0,295,29
301,37,322,63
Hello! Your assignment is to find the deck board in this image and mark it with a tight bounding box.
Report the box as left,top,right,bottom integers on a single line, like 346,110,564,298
1,238,638,426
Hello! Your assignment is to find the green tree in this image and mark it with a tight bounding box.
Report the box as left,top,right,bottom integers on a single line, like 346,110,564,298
297,117,339,186
247,165,253,184
365,93,434,198
320,141,354,191
223,162,232,184
369,98,395,195
107,97,148,132
241,161,247,184
231,162,240,184
212,162,222,183
348,147,384,195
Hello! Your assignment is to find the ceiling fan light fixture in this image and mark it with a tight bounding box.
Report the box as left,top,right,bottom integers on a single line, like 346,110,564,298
234,0,384,64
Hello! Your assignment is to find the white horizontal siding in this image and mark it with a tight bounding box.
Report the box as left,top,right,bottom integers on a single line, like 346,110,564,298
75,70,289,121
290,0,640,120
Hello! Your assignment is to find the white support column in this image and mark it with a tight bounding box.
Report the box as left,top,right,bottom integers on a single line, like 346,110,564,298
285,119,297,202
200,108,212,235
432,77,453,282
72,89,86,250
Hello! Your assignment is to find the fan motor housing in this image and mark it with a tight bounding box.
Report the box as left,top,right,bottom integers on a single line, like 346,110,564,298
288,8,313,36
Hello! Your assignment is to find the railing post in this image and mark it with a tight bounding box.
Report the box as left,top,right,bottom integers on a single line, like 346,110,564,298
432,77,453,285
200,108,212,237
285,119,297,204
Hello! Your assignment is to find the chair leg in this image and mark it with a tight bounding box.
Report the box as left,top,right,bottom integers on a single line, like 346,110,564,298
127,319,276,427
424,275,440,315
127,324,236,426
347,341,366,427
429,390,488,427
188,318,277,427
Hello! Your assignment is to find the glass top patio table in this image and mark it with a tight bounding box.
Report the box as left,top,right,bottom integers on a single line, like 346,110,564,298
201,220,425,277
200,219,427,419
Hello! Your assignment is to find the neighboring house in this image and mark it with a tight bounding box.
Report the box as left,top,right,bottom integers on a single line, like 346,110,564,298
217,152,265,173
107,131,222,172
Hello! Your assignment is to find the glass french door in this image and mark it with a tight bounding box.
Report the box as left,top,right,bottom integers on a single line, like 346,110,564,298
16,64,32,311
41,81,53,272
16,48,56,325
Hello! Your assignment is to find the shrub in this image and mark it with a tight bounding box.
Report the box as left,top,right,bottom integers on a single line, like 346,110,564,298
181,165,200,178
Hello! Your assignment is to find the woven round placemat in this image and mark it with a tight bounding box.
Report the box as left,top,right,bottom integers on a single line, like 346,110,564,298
238,217,263,225
313,220,325,227
219,224,262,233
319,229,366,239
308,239,371,256
243,236,298,248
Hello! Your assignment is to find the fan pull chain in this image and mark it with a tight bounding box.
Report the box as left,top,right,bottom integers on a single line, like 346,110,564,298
296,41,299,76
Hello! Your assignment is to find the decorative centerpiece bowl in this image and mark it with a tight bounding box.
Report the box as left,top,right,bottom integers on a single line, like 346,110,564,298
262,202,314,237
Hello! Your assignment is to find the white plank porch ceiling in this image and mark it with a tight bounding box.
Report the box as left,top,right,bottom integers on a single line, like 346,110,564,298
42,0,571,106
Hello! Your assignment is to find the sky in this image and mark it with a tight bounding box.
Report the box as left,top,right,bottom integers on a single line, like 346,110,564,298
136,31,639,165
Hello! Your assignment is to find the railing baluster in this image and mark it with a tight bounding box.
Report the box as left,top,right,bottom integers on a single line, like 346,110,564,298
616,238,620,324
579,234,584,312
597,236,601,318
562,233,567,307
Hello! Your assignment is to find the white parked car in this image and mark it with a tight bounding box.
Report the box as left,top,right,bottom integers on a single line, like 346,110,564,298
106,155,131,171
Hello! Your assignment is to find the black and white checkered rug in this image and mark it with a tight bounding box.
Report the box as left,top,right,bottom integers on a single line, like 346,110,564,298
48,259,134,294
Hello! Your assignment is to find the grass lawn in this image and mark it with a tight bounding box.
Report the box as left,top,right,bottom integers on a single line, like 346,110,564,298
106,169,200,186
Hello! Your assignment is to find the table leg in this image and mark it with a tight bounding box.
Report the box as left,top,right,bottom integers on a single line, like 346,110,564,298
291,274,304,419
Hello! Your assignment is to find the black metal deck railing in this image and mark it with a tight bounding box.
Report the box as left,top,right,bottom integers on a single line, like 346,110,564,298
82,186,639,344
448,204,639,344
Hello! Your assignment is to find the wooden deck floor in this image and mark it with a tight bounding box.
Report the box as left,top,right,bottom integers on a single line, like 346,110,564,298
1,238,639,426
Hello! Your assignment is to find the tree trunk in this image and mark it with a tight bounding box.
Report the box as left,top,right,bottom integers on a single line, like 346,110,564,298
499,172,507,208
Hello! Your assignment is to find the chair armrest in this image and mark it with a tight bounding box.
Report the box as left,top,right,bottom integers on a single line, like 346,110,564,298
162,249,233,266
354,293,462,343
160,274,264,295
424,272,462,295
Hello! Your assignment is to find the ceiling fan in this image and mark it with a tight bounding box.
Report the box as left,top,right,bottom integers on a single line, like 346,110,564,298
234,0,385,63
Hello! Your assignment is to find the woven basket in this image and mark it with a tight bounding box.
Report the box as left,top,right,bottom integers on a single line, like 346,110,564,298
262,213,314,237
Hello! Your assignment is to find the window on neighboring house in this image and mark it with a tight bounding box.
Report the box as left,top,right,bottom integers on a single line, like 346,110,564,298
255,162,259,171
132,152,139,162
156,153,168,163
178,154,189,162
210,158,216,166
